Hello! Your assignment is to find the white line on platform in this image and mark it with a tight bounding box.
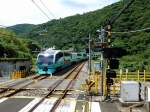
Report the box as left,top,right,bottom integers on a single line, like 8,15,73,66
19,98,76,112
91,102,101,112
0,98,8,103
55,99,76,112
18,98,42,112
33,98,58,112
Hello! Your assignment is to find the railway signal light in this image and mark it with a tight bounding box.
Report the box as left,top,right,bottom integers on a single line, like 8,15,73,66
107,24,112,45
109,59,119,69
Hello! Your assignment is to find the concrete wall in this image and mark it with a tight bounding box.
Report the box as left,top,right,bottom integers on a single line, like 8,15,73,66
0,60,31,77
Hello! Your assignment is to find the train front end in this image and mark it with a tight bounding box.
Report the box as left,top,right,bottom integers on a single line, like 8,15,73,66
36,53,55,75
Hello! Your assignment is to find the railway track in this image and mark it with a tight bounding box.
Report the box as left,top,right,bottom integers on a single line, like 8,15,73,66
27,62,85,112
0,75,49,98
0,62,85,98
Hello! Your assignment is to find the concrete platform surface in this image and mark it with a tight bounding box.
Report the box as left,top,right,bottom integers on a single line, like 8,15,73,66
100,102,120,112
0,97,77,112
0,98,33,112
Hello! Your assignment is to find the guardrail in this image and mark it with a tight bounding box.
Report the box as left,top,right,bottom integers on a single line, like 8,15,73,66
80,71,101,95
117,70,150,82
11,70,27,79
81,69,150,96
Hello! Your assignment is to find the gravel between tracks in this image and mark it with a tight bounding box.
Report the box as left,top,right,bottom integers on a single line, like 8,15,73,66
14,89,50,97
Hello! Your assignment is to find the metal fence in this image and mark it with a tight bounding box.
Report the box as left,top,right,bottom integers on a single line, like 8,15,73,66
10,70,28,79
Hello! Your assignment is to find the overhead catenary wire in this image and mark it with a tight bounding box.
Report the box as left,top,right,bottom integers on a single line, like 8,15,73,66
109,0,136,25
39,0,56,18
31,0,51,20
105,27,150,34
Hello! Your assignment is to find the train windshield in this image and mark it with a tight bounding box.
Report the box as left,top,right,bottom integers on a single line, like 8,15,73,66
37,55,54,64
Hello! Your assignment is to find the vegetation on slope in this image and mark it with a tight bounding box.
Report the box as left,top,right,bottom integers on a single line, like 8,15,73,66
0,28,41,59
10,0,150,71
9,24,35,36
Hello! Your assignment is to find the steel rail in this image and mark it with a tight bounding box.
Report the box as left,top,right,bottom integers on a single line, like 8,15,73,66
0,63,80,96
4,76,49,97
28,62,85,112
0,75,48,98
0,75,42,95
50,63,85,112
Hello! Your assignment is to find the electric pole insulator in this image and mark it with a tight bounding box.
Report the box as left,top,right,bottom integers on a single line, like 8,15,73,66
108,32,111,36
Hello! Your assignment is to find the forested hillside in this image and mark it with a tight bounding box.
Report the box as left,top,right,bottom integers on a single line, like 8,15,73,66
9,24,34,36
0,28,41,58
8,0,150,70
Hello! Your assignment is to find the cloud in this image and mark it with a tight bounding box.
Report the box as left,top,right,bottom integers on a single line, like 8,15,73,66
0,0,120,26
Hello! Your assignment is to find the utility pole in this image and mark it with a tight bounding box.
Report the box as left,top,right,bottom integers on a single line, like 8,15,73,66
100,27,105,96
89,34,92,74
97,27,105,95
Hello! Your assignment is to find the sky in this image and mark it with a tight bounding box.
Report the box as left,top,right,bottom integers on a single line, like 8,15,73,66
0,0,119,26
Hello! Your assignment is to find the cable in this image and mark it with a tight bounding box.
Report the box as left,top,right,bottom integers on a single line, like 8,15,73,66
106,0,135,25
105,27,150,34
31,0,51,20
39,0,56,18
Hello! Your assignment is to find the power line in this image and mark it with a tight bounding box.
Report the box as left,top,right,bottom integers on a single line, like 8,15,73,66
109,0,135,25
39,0,56,18
105,27,150,34
31,0,51,20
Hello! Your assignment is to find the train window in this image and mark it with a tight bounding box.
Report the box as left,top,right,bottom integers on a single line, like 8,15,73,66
37,55,54,64
37,55,44,63
59,52,63,57
47,55,54,64
71,53,76,58
83,54,86,57
77,53,82,56
55,52,63,62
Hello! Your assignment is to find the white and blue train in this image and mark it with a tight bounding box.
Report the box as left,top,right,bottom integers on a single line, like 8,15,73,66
36,48,87,75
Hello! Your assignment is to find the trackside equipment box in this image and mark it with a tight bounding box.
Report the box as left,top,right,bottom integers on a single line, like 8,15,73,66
120,81,140,102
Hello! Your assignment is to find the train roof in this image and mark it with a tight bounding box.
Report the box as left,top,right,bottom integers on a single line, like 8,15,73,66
38,49,61,57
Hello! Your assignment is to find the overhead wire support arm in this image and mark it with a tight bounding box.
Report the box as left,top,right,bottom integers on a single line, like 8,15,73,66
105,27,150,34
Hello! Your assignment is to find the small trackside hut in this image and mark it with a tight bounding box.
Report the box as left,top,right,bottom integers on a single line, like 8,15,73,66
0,58,31,78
